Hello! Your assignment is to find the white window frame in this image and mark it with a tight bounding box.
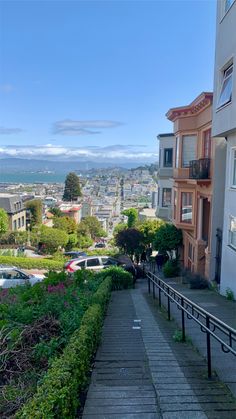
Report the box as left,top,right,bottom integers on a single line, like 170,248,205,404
231,148,236,188
229,215,236,250
217,64,233,109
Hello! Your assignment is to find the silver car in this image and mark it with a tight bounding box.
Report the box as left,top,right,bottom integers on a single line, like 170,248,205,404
0,266,45,288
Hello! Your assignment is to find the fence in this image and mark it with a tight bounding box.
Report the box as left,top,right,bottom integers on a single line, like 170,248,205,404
146,269,236,378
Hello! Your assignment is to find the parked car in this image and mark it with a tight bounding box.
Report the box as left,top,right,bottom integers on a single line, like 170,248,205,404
63,251,87,258
64,255,136,277
95,242,106,248
0,266,45,288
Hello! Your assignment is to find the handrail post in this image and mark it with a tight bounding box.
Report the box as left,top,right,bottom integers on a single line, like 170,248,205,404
153,281,155,299
167,287,170,321
158,279,161,308
148,276,150,294
206,315,212,378
181,297,185,342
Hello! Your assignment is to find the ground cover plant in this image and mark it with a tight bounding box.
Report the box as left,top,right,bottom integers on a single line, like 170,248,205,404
0,269,107,417
0,255,64,270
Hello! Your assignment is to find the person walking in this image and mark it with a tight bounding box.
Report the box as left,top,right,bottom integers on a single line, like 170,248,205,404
155,252,164,272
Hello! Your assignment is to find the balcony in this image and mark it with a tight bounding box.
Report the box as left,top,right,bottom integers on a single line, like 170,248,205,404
189,158,210,180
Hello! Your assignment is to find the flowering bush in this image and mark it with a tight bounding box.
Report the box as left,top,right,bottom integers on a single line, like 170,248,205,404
0,270,105,417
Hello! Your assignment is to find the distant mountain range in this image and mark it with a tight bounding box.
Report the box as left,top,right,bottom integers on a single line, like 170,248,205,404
0,158,140,173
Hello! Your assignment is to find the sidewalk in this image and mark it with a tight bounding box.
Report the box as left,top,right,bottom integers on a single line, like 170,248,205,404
145,271,236,397
81,281,236,419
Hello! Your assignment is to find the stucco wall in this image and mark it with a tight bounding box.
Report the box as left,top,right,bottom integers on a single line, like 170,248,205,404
212,0,236,137
220,133,236,296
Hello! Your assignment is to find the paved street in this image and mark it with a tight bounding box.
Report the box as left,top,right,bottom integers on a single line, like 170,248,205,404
82,280,236,419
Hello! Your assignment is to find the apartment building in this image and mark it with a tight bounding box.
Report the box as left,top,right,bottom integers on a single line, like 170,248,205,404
212,0,236,295
167,92,226,280
156,133,175,220
0,193,26,231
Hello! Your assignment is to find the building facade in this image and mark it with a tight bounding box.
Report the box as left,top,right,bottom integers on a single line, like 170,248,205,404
0,193,26,231
167,92,226,280
156,133,175,220
212,0,236,295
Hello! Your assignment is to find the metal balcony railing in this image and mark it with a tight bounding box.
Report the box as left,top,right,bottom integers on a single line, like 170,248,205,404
189,158,210,179
145,267,236,379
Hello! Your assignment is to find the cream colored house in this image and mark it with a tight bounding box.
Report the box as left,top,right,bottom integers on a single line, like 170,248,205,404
0,193,26,231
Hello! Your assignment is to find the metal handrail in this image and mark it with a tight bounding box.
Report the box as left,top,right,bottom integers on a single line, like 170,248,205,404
146,270,236,378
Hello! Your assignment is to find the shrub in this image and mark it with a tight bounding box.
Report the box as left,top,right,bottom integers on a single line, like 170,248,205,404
188,273,209,289
0,255,63,270
97,266,134,290
225,288,234,301
16,277,112,419
163,259,180,278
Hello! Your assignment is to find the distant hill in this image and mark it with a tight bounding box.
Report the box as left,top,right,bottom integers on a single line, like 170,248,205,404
0,158,139,173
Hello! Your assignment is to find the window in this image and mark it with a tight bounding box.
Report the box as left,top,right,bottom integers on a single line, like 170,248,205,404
163,148,173,167
13,220,17,230
77,260,85,268
175,136,180,168
87,258,100,267
21,216,25,227
203,129,211,158
162,188,172,207
18,218,21,228
217,64,233,108
182,135,197,167
231,149,236,187
229,216,236,249
102,257,117,266
225,0,235,13
181,192,193,224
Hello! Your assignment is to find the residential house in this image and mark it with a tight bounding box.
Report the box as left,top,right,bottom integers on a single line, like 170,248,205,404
0,193,26,231
167,92,226,280
212,0,236,295
59,204,82,224
156,133,175,220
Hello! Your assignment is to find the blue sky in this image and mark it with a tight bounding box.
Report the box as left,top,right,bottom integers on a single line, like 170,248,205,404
0,0,217,165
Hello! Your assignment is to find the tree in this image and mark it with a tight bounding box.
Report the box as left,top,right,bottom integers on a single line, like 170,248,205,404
138,219,164,247
113,222,127,235
50,207,63,217
25,199,43,226
115,228,144,257
153,223,182,253
63,172,82,201
77,216,106,240
66,233,78,250
39,226,69,254
122,208,138,228
0,208,9,235
77,234,93,249
53,216,77,234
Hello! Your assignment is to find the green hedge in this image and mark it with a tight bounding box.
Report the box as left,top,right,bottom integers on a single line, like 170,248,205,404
16,277,112,419
97,266,134,290
0,256,64,270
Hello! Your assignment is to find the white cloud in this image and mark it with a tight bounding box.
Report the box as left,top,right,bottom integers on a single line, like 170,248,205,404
0,144,157,162
53,119,123,135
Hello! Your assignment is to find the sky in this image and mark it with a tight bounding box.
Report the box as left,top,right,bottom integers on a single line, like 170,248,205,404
0,0,217,166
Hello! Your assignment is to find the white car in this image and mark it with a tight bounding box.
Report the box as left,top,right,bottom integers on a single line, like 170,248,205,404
0,266,45,288
64,255,136,277
64,256,118,273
